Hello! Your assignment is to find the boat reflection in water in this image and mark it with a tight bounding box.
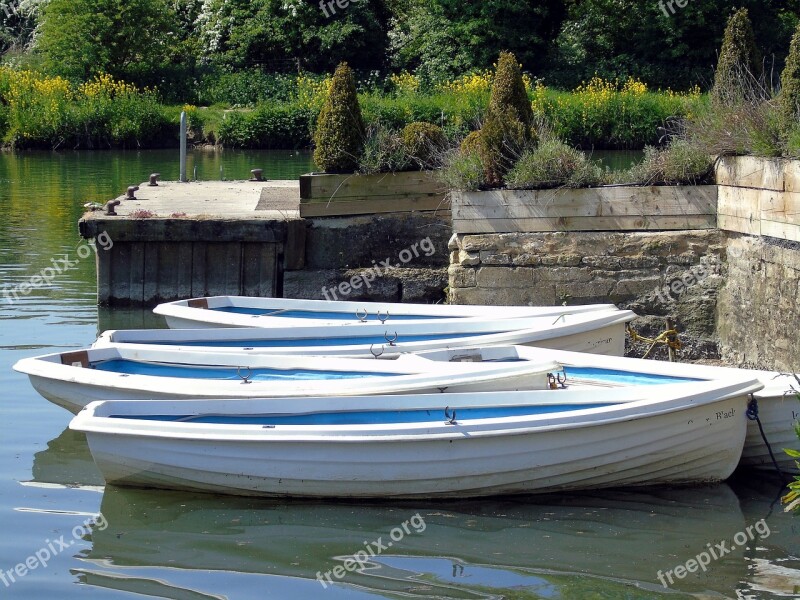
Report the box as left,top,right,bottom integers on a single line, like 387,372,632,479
77,484,757,599
30,427,797,599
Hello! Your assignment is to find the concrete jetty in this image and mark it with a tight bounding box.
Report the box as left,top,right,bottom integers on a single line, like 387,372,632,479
79,180,307,305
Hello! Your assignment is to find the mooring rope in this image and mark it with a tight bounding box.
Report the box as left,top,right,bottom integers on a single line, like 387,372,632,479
746,395,788,483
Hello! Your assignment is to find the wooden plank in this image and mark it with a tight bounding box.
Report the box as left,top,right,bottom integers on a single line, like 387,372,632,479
142,243,160,303
300,196,451,217
205,242,241,296
715,156,785,191
108,244,131,304
300,171,445,200
759,189,800,226
717,214,760,236
152,243,176,303
452,215,716,234
96,244,111,305
242,243,277,297
175,242,194,299
760,219,800,242
128,242,145,305
191,242,207,297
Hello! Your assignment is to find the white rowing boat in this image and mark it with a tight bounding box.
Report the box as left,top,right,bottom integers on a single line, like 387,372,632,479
13,346,560,413
93,309,636,357
153,296,619,328
415,345,800,474
70,376,761,498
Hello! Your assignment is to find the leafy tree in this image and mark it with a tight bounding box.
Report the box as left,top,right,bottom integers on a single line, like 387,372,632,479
36,0,178,84
0,0,41,56
389,0,565,83
549,0,797,91
198,0,391,73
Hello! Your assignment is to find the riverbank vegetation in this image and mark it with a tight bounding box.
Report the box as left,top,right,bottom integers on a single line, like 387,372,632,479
0,1,798,159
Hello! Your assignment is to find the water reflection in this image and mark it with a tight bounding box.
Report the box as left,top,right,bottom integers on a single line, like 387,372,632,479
76,484,755,599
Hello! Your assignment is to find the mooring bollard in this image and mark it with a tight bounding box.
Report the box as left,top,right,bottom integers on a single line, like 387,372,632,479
105,199,121,215
250,168,263,181
148,173,161,186
126,185,139,200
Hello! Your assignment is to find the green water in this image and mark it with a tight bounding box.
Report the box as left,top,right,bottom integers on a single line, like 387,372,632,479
0,150,797,599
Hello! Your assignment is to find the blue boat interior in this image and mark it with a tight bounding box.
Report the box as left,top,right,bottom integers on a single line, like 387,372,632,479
110,403,613,426
90,359,396,381
87,359,701,387
145,331,492,348
214,307,447,321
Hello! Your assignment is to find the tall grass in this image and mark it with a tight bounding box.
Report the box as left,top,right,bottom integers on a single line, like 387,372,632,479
0,68,171,149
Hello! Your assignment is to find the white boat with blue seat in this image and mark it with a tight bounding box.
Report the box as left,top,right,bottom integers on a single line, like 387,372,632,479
153,296,619,329
94,309,636,357
415,345,800,474
12,346,562,413
70,375,762,498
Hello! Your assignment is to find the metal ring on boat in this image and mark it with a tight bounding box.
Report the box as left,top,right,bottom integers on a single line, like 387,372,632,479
444,406,457,425
556,372,567,388
237,365,253,384
369,344,384,358
384,331,398,346
377,310,389,324
356,308,368,323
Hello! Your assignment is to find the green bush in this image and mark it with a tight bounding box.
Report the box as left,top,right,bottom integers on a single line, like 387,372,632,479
199,70,299,106
460,130,482,155
313,62,365,173
479,51,535,186
779,24,800,132
623,140,713,185
506,138,603,189
479,104,529,186
711,9,763,106
217,104,314,149
488,51,533,130
401,122,447,169
358,123,410,174
439,151,485,191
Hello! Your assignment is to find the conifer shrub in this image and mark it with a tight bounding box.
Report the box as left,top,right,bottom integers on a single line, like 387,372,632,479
479,51,535,186
711,9,763,107
460,130,482,156
313,62,365,172
779,23,800,133
401,122,447,169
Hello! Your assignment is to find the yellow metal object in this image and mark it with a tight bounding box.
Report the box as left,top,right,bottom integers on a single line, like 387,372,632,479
627,324,682,360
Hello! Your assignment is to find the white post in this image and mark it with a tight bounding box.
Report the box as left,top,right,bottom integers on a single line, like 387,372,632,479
179,111,187,183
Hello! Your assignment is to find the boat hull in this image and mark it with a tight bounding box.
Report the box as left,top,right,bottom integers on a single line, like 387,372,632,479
75,387,751,499
154,296,617,329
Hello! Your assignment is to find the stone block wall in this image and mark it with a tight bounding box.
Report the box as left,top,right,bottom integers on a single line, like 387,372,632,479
285,212,450,303
448,230,727,360
717,235,800,370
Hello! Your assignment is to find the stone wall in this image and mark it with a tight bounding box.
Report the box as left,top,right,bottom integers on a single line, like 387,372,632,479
717,234,800,371
285,212,450,303
448,230,727,360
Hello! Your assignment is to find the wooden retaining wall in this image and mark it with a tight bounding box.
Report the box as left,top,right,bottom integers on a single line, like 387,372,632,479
716,156,800,242
79,218,306,306
452,186,718,234
299,171,449,217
